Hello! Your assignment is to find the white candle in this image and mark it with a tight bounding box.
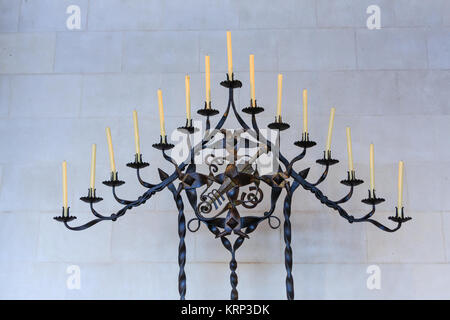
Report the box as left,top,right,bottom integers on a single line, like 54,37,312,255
325,108,336,153
276,74,282,118
398,161,404,209
90,144,96,190
226,31,233,79
249,54,255,107
133,110,140,155
62,161,68,214
205,56,211,106
346,127,354,172
157,89,166,137
106,127,116,173
185,75,191,120
302,89,308,134
369,143,375,194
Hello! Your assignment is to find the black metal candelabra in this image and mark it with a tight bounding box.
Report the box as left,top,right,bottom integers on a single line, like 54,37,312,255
54,73,411,300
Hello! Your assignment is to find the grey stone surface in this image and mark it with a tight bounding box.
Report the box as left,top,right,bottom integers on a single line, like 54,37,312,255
357,29,428,70
0,0,20,32
54,32,122,73
0,0,449,300
0,33,55,73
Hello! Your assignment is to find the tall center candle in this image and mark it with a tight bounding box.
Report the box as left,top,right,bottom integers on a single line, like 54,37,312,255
226,31,233,79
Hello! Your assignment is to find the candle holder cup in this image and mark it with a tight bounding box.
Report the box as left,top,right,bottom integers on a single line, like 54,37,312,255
152,135,174,151
220,73,242,89
103,171,125,187
178,118,198,134
242,99,264,115
294,132,317,149
361,189,385,205
340,170,364,187
316,150,339,166
197,101,220,117
389,207,411,223
54,207,76,222
268,115,290,131
126,154,150,169
80,188,103,203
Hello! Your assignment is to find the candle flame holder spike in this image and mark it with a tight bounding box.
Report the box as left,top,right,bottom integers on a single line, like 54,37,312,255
294,132,317,148
242,99,264,115
152,135,174,151
56,70,410,301
268,115,290,131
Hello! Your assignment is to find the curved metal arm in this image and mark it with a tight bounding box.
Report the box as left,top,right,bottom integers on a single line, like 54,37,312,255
287,148,307,173
64,218,106,231
112,186,134,205
90,202,111,219
290,169,404,232
360,218,402,232
59,169,180,230
333,185,354,204
309,164,329,186
136,168,155,188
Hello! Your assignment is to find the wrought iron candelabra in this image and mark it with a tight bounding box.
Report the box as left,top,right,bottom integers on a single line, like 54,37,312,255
54,74,411,300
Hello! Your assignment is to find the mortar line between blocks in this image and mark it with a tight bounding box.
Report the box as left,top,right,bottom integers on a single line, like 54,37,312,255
425,29,430,69
354,29,359,70
120,31,125,73
2,68,450,76
86,0,91,31
6,76,12,118
14,0,23,32
52,32,58,73
314,0,319,27
78,75,84,118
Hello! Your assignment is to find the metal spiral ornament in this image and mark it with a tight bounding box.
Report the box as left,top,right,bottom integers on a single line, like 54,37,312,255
283,184,294,300
175,190,187,300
